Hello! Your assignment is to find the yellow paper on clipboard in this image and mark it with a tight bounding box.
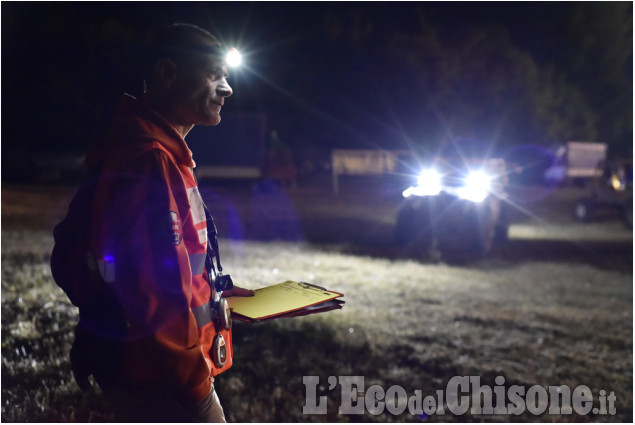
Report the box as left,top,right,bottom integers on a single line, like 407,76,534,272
226,280,344,321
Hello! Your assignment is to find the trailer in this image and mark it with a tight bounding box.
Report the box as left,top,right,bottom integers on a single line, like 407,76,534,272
573,158,633,229
331,149,411,193
544,141,608,184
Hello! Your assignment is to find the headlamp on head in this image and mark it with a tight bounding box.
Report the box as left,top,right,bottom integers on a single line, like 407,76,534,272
225,47,242,68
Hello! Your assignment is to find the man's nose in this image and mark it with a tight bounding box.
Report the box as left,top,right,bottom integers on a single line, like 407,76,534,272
217,79,233,98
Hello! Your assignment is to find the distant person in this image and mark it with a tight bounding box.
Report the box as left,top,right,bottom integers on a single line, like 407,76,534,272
51,23,253,422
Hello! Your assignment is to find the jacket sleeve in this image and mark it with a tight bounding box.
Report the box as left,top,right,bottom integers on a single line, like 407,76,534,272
94,148,211,404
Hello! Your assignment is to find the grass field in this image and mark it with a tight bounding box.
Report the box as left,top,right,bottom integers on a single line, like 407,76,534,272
1,180,632,422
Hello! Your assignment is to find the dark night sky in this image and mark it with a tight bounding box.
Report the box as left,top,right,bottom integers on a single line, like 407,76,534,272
2,2,631,178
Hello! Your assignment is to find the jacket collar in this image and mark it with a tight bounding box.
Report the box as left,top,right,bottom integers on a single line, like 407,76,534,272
87,94,195,168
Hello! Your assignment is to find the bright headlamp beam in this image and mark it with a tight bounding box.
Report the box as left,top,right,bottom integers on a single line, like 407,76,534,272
225,47,242,68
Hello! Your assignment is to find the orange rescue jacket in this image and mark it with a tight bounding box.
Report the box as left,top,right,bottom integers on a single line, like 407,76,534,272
82,94,232,403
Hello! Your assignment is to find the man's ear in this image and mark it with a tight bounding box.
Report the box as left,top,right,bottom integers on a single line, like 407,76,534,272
153,57,178,89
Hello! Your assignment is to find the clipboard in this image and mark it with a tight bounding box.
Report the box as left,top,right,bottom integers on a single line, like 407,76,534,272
226,280,345,323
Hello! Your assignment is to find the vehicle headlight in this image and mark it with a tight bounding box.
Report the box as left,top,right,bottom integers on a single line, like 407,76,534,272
418,169,442,188
457,170,491,202
402,168,443,198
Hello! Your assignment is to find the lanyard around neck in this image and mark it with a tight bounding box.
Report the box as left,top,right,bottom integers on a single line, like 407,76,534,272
202,201,233,293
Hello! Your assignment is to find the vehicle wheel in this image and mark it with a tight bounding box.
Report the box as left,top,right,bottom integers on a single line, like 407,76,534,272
395,203,432,249
573,199,594,222
438,201,497,261
395,205,417,245
494,222,509,244
438,224,492,262
622,198,633,230
475,202,497,255
493,202,509,244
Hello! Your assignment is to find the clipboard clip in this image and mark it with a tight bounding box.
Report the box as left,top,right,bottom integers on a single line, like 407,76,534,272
298,281,328,291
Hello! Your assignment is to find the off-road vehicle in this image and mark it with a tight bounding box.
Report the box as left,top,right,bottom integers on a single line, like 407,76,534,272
395,153,509,260
573,159,632,229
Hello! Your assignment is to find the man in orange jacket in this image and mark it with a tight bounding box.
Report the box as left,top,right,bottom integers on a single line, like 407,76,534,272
54,23,253,422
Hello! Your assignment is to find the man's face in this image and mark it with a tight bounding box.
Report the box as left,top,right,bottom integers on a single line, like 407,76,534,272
172,50,233,127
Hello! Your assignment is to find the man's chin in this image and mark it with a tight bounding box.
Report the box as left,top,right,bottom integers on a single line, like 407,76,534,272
197,115,221,127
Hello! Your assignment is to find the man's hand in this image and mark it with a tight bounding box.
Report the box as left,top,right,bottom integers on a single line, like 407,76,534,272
222,286,255,297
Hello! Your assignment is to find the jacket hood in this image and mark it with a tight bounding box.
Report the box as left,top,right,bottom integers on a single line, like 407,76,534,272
85,94,195,168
